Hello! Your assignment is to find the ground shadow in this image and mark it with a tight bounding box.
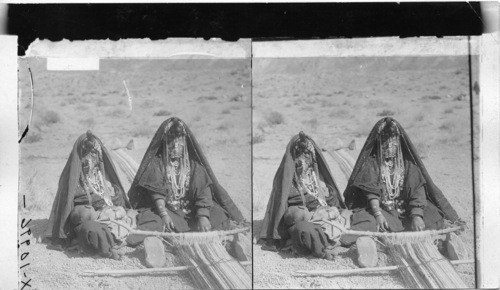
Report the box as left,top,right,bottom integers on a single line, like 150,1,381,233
252,219,263,241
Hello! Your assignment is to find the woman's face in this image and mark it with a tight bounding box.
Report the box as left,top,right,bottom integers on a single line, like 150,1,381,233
167,137,186,160
82,150,99,175
295,151,313,177
381,135,400,160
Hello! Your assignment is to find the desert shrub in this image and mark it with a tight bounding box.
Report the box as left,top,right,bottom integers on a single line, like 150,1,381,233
141,100,156,109
217,123,229,131
109,108,127,117
321,100,335,107
377,109,395,117
230,94,244,102
437,134,462,145
266,111,285,126
221,109,231,114
23,131,42,143
197,96,217,101
76,104,89,111
421,95,441,100
444,108,454,114
96,99,110,106
414,113,425,122
80,117,95,128
439,121,456,132
153,110,171,117
41,110,61,125
330,109,350,119
253,134,265,144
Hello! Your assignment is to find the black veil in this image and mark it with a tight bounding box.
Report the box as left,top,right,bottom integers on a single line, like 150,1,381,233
127,117,244,222
343,117,460,222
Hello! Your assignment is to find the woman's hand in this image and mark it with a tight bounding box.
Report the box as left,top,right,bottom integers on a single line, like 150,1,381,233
197,216,211,232
411,215,425,231
375,214,390,232
161,212,176,232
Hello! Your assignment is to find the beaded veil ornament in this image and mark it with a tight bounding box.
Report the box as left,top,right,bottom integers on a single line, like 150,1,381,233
378,121,405,213
80,131,114,207
293,132,327,206
164,120,191,214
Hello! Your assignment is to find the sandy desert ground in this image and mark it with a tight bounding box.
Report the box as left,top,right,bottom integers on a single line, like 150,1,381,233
18,57,251,289
252,55,479,289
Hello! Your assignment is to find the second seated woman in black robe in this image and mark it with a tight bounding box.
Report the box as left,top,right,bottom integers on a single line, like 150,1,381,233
127,117,245,246
341,117,463,247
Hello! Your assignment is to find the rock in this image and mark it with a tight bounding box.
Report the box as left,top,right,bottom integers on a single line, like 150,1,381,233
144,236,166,268
356,237,378,268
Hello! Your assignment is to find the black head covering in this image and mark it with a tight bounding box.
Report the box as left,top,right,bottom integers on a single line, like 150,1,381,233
44,131,129,240
127,117,244,222
343,117,460,222
259,132,345,241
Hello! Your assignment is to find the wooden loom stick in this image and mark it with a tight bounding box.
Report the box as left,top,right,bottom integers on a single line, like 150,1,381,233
82,261,252,277
294,259,474,277
100,218,249,238
322,219,463,238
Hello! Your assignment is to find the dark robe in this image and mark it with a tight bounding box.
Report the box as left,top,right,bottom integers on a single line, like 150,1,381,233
44,133,130,257
127,117,244,245
259,133,345,257
341,117,460,246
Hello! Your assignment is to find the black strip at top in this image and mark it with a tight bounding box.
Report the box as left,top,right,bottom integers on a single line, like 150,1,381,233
7,3,484,56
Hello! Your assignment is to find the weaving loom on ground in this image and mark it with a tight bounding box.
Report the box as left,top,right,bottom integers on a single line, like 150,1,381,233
381,230,467,288
89,213,252,289
296,224,470,289
169,230,252,289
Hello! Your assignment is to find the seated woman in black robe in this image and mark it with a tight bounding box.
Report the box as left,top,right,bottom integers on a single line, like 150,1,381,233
258,132,347,260
127,117,245,246
341,117,463,252
44,131,133,259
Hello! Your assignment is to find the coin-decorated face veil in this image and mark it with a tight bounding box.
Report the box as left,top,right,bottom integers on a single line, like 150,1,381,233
379,120,402,161
377,120,405,205
80,131,103,175
291,131,327,206
165,119,188,161
293,131,316,177
163,118,190,199
79,130,113,207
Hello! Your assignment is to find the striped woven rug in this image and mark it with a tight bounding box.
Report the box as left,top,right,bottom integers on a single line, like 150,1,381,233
323,148,357,201
108,148,139,193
